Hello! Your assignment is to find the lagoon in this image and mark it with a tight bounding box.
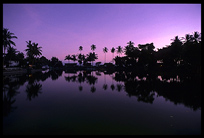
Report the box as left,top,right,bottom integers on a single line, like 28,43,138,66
3,70,201,135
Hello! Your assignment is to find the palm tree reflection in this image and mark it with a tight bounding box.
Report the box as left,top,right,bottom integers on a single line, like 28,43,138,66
90,86,96,93
3,84,19,117
103,84,108,90
116,84,123,92
26,82,42,101
110,84,115,91
4,69,198,111
103,72,108,90
79,86,83,91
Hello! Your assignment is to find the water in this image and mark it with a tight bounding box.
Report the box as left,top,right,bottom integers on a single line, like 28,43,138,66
3,70,201,135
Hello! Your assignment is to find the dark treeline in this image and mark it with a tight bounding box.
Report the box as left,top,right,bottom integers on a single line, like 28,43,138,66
3,28,201,115
115,32,201,76
3,28,201,76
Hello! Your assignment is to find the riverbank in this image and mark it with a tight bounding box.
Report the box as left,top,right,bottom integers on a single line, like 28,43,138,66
3,68,42,76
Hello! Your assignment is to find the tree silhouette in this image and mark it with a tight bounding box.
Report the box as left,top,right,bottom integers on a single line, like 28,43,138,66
50,57,63,68
3,28,18,67
65,54,72,63
137,43,156,71
193,31,201,43
79,46,83,54
25,40,42,66
90,44,97,66
127,41,134,46
71,54,77,63
91,44,96,52
78,46,83,66
181,32,201,74
103,47,108,63
111,47,115,63
86,52,98,66
116,46,123,57
16,52,25,67
78,54,85,66
5,46,19,67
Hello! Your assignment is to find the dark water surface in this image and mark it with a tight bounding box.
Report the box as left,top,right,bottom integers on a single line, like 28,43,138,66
3,70,201,135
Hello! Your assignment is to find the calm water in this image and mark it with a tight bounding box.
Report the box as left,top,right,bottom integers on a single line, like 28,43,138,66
3,70,201,135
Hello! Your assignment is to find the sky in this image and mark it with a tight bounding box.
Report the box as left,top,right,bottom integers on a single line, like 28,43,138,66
3,3,201,64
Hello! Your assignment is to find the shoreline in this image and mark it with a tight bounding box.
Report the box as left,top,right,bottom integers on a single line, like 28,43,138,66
3,68,42,76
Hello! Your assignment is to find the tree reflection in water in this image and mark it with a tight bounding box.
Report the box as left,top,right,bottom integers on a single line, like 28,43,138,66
26,82,42,101
3,69,201,117
113,70,201,110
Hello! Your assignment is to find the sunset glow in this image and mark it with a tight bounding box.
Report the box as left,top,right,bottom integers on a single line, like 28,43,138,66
3,4,201,63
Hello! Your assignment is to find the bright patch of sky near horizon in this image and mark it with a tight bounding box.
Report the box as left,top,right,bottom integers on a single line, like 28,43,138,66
3,4,201,63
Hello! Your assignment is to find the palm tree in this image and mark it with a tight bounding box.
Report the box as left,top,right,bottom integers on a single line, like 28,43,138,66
25,40,42,66
5,46,19,67
3,28,18,67
78,46,83,66
181,34,192,43
86,52,98,66
111,47,115,63
65,54,71,63
79,46,83,54
116,46,123,57
71,54,77,63
103,47,108,63
90,44,96,66
32,43,42,57
127,41,134,46
193,31,201,43
91,44,96,52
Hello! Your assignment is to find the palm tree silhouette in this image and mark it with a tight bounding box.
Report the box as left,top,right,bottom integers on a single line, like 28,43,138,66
111,47,115,63
91,44,96,52
181,34,192,43
90,44,96,66
116,46,123,57
103,47,108,63
127,41,134,46
79,46,83,54
87,52,98,66
25,40,42,66
3,28,18,67
5,46,19,67
193,31,201,43
65,54,71,63
71,54,77,63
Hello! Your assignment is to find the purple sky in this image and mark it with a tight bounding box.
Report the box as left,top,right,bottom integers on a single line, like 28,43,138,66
3,4,201,64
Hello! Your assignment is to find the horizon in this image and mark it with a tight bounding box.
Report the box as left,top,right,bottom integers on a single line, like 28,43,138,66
3,3,201,64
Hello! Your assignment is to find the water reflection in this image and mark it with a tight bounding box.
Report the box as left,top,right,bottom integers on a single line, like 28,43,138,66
3,69,201,117
26,82,42,101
